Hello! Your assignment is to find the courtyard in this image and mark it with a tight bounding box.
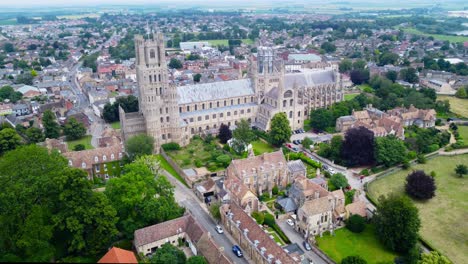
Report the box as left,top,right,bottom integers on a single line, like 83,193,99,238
367,154,468,264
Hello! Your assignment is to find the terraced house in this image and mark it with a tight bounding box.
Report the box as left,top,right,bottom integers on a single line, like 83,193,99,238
120,33,344,152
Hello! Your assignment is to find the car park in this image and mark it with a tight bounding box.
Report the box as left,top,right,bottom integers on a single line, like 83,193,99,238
215,225,223,234
232,245,243,257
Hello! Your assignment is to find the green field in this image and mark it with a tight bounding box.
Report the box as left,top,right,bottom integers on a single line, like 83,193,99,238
316,224,398,263
399,27,468,43
251,140,277,155
155,154,188,187
110,121,121,130
368,155,468,264
57,13,100,19
66,135,93,150
344,93,359,101
437,95,468,118
0,19,17,25
206,39,254,46
458,126,468,142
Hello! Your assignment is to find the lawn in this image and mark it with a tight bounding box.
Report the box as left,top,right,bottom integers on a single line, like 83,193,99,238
398,27,468,43
458,126,468,144
367,154,468,264
110,121,121,129
437,95,468,118
268,231,285,246
252,140,277,155
155,154,188,187
316,224,398,264
344,93,359,101
357,84,372,92
205,39,254,46
66,135,93,150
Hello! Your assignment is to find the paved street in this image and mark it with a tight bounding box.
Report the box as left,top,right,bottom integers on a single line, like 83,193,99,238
277,221,327,264
162,171,251,264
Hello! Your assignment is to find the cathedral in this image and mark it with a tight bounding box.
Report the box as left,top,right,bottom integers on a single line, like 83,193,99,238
120,33,344,152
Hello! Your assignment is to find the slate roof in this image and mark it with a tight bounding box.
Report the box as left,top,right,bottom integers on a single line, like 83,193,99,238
284,69,336,88
277,197,298,212
287,160,306,174
177,79,255,104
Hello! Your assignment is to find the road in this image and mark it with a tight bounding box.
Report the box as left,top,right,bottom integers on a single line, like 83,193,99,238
277,221,328,264
162,170,251,264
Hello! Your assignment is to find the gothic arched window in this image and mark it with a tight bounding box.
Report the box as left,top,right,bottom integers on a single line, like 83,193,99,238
149,49,156,59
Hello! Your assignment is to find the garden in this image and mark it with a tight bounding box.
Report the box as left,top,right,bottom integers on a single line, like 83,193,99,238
66,135,93,150
316,224,398,264
367,154,468,264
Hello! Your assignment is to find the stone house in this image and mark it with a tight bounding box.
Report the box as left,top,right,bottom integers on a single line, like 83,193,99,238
221,202,299,264
224,177,259,214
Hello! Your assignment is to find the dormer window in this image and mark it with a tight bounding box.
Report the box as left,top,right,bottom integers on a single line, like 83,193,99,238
94,156,98,163
68,160,72,166
111,154,115,160
81,162,86,168
103,155,107,161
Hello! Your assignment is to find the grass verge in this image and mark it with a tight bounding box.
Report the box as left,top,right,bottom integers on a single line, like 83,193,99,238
155,154,188,187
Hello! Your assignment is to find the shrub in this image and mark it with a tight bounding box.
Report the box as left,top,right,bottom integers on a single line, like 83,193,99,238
345,189,356,205
428,144,439,153
417,154,427,164
194,160,203,168
346,214,366,233
402,160,411,170
162,142,181,151
435,119,442,126
264,212,276,227
251,211,264,225
330,173,349,189
73,144,85,151
272,185,279,195
407,151,417,160
259,193,271,201
405,170,436,200
204,134,214,143
360,169,369,176
182,159,191,166
216,154,231,167
341,255,367,264
223,144,230,152
430,171,437,177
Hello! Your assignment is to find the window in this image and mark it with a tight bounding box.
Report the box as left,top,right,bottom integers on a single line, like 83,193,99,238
247,109,251,113
212,114,216,118
234,111,237,115
105,174,109,180
198,116,202,121
166,116,169,122
168,133,171,139
111,154,115,160
68,160,72,166
224,100,226,106
244,98,247,103
94,156,98,163
220,113,224,117
283,100,286,107
290,99,293,106
160,117,164,123
217,102,219,107
202,104,205,110
195,105,198,110
103,155,107,162
95,164,100,172
104,164,107,171
289,111,293,118
165,107,168,114
150,49,155,58
227,112,231,116
119,153,123,158
179,107,182,113
238,98,240,104
190,118,194,122
149,75,152,83
191,128,195,134
231,99,233,105
298,111,301,117
162,134,166,140
209,102,212,108
205,115,209,120
240,109,244,114
187,106,190,111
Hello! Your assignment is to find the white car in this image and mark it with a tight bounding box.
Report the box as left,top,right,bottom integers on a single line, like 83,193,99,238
286,219,294,226
215,225,224,234
328,168,336,174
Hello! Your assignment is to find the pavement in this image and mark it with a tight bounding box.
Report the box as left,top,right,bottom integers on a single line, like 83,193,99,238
277,220,327,264
162,170,251,264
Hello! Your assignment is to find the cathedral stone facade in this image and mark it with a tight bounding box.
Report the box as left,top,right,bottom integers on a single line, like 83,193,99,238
120,33,344,152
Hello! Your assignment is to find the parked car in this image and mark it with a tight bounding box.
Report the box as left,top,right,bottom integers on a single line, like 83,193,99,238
293,140,300,145
322,164,329,170
328,168,336,174
215,225,223,234
286,219,294,226
303,241,312,251
232,245,243,257
299,128,305,133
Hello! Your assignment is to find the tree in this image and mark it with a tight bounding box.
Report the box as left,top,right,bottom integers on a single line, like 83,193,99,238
0,128,22,155
321,42,336,53
350,69,370,85
310,108,334,131
0,145,118,261
346,214,366,233
3,42,14,53
375,135,407,167
455,86,467,99
252,211,265,224
373,195,421,254
102,95,139,123
15,72,34,85
269,112,292,146
454,164,467,178
418,251,451,264
63,117,86,141
105,156,184,238
168,58,183,69
193,73,202,83
218,123,232,144
209,201,221,221
341,127,375,167
73,144,85,151
42,110,60,139
405,170,436,200
339,59,352,73
187,256,208,264
386,70,398,82
150,243,186,264
302,137,313,150
0,85,23,103
378,52,399,66
400,68,419,83
232,119,255,146
25,127,44,143
330,173,348,189
125,134,154,160
341,255,367,264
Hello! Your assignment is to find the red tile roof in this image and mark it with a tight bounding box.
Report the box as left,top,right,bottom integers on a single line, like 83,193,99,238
98,247,138,263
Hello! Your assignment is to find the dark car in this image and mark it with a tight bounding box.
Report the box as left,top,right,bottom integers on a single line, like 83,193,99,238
232,245,243,257
303,241,312,251
322,164,329,170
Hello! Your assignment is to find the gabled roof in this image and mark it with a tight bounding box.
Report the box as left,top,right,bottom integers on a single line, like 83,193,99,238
98,247,137,263
277,197,298,212
177,79,255,104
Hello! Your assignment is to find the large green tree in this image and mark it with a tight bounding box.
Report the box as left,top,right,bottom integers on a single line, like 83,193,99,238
104,156,184,238
329,173,348,190
418,251,451,264
341,255,367,264
168,58,183,69
125,134,155,160
232,119,256,146
373,195,421,254
0,85,23,103
269,112,292,146
375,135,407,167
0,128,22,155
310,108,334,131
187,256,208,264
0,145,118,261
25,127,44,143
149,243,186,264
42,110,60,139
63,117,86,141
